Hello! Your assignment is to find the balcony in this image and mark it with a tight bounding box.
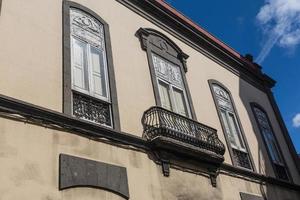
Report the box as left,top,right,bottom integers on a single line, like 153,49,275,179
142,106,225,166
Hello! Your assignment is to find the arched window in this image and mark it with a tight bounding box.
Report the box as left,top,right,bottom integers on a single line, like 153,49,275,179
63,1,120,129
251,103,290,181
136,28,196,119
209,80,253,170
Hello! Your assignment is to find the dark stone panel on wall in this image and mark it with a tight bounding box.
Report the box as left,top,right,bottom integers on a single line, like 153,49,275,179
240,192,264,200
59,154,129,199
0,0,2,15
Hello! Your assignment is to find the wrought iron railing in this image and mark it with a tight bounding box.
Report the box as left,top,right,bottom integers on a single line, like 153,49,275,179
232,148,252,169
142,106,225,156
73,92,111,126
274,163,289,181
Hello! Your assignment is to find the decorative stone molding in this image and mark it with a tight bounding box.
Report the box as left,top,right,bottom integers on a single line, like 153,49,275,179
136,28,189,72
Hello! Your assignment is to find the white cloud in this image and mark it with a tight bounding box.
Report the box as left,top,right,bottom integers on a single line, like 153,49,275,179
256,0,300,63
293,113,300,128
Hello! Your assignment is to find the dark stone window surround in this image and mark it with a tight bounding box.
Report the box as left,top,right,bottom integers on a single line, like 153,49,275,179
63,0,120,131
208,79,256,172
240,192,265,200
0,0,2,16
59,154,129,199
136,28,197,120
250,102,292,182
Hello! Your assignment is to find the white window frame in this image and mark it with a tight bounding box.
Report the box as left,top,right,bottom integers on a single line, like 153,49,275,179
68,7,115,128
220,108,247,152
71,36,110,103
152,53,191,117
213,84,247,152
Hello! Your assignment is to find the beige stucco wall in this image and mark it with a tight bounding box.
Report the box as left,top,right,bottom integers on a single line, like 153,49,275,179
0,118,299,200
0,0,299,191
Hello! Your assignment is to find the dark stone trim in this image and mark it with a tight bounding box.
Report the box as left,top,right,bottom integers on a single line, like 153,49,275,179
62,0,121,131
265,89,300,173
0,94,299,190
62,0,72,115
208,79,256,172
0,0,2,16
136,28,197,120
240,192,264,200
0,94,147,150
117,0,276,92
59,154,129,199
250,102,292,182
221,163,300,191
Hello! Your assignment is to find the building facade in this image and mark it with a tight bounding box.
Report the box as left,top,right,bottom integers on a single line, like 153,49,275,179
0,0,300,199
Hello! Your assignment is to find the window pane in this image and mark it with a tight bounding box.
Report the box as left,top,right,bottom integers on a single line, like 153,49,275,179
158,81,172,111
212,84,248,152
173,87,188,116
254,107,283,164
213,85,233,111
220,110,237,147
72,38,89,91
152,53,184,88
228,113,245,150
262,129,283,164
90,47,107,98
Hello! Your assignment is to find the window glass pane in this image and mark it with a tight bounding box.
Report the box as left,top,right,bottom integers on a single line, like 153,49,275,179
152,53,184,88
173,87,188,116
152,53,190,117
262,129,283,164
254,107,283,164
152,54,168,79
213,85,233,111
169,63,183,88
213,84,246,151
228,113,245,150
90,47,107,98
158,81,172,111
220,110,237,148
72,38,89,91
70,8,104,49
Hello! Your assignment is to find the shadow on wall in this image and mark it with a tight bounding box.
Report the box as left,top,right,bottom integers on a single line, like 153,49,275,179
0,0,2,16
238,75,300,200
238,78,271,200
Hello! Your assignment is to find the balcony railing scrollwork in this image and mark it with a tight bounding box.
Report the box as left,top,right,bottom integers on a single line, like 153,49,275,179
142,106,226,157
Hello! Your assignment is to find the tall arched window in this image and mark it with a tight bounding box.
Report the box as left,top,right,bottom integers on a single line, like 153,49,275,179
209,80,253,170
63,1,120,130
251,103,290,181
136,28,196,119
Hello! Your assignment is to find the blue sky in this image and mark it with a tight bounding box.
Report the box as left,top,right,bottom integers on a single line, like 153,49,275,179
166,0,300,153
